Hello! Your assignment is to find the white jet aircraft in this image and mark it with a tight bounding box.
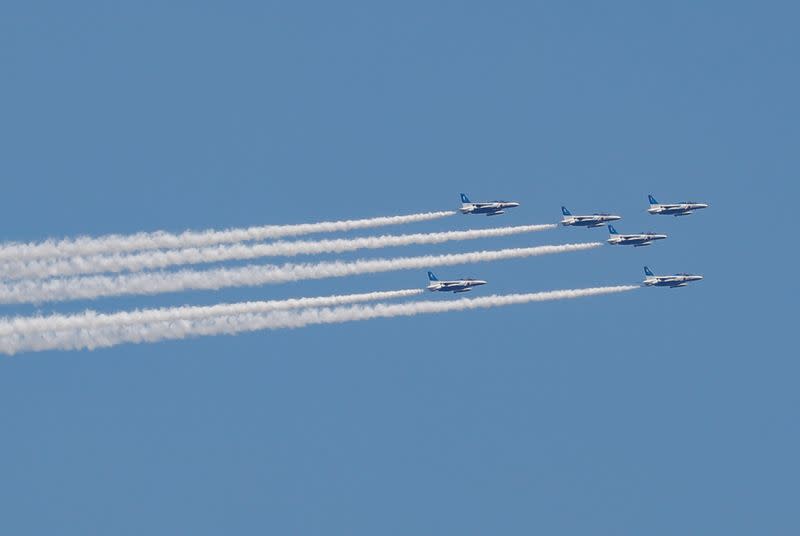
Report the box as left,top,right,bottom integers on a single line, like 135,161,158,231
560,206,621,228
426,271,487,293
459,193,520,216
647,195,709,216
607,225,667,247
643,266,703,288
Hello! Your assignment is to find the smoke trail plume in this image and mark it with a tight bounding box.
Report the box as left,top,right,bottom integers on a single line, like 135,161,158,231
0,286,639,354
0,211,456,262
0,242,602,304
0,289,423,337
0,224,557,280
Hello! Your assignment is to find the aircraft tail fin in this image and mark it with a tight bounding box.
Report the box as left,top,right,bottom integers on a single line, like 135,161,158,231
648,194,659,205
644,266,654,277
427,271,438,281
561,206,571,216
460,193,471,204
608,225,619,234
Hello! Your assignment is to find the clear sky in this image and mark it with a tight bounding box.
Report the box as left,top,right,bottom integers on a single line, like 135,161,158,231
1,1,798,534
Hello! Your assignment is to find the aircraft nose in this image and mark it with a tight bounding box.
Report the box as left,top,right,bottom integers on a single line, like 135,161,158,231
475,280,487,286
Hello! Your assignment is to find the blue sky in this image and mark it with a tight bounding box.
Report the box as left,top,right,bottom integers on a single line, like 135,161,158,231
1,1,798,534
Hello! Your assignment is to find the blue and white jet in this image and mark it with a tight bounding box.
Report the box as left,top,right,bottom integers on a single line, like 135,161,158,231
459,193,520,216
426,271,487,293
643,266,703,288
560,206,621,228
607,225,667,247
647,195,709,216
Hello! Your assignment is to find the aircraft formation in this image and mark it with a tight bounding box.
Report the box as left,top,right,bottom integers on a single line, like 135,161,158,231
0,191,709,354
449,192,708,291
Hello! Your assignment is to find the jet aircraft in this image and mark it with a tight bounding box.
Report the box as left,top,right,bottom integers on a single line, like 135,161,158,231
459,193,520,216
647,195,709,216
426,271,487,293
607,225,667,247
560,206,621,228
643,266,703,288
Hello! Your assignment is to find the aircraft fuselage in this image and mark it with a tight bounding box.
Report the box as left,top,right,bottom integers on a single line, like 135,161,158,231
460,202,520,216
608,233,667,247
562,214,622,227
427,279,488,293
644,274,704,287
648,203,709,216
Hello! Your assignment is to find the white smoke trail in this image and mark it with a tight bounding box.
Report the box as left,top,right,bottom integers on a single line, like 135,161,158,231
0,242,602,304
0,286,639,354
0,210,456,262
0,289,424,337
0,224,557,280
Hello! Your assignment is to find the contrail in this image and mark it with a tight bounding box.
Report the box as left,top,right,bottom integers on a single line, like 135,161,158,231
0,224,557,280
0,288,424,337
0,210,456,262
0,242,602,304
0,286,639,354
